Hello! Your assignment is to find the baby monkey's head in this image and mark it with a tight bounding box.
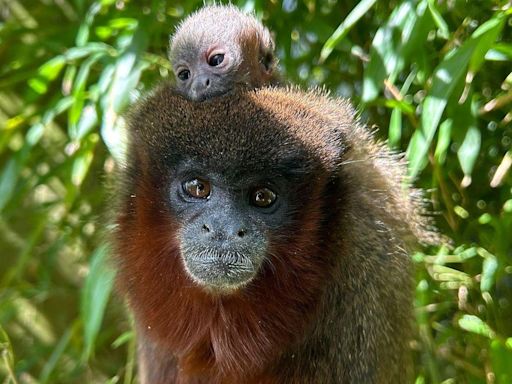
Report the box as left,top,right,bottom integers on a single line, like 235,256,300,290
169,5,277,101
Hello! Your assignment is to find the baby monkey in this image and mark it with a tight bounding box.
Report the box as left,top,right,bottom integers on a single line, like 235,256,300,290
169,5,278,101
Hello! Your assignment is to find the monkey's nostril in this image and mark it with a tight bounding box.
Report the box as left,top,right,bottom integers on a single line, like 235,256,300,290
237,229,246,238
202,224,210,233
205,78,210,87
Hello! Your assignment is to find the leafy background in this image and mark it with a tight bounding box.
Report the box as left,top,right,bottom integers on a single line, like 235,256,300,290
1,0,511,383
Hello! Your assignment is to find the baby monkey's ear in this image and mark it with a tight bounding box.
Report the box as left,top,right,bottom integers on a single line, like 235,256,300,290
261,51,275,73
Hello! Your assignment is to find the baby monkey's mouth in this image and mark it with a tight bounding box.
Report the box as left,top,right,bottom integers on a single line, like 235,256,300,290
180,246,263,292
190,85,233,102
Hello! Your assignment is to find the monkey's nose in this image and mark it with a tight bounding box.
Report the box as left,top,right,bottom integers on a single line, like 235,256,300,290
201,222,248,242
190,75,211,99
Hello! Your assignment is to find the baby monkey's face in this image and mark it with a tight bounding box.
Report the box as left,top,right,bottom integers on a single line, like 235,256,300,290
172,43,242,101
169,5,277,101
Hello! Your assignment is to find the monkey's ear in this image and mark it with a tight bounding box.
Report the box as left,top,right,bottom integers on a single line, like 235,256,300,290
260,51,274,73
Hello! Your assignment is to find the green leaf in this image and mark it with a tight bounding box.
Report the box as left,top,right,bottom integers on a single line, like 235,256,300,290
468,13,506,76
427,0,449,39
0,158,20,212
457,125,481,182
0,324,15,367
434,119,452,165
71,133,99,187
64,43,112,61
71,149,94,187
100,28,148,162
39,56,66,79
388,107,402,149
81,244,116,361
408,42,476,176
362,0,431,102
39,326,73,384
109,17,138,30
432,264,472,284
408,15,506,177
75,104,99,140
76,2,102,47
406,129,429,176
458,315,495,339
111,331,134,349
28,55,66,94
423,43,475,140
490,340,512,383
68,53,105,139
485,43,512,61
478,248,498,293
320,0,378,62
399,0,433,65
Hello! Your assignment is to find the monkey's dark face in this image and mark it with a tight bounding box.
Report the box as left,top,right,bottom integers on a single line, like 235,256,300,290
169,162,290,292
125,87,344,298
172,43,242,101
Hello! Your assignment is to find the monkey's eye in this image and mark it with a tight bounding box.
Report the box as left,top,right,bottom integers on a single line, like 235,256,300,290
183,178,211,199
250,187,277,208
208,54,224,67
177,69,190,81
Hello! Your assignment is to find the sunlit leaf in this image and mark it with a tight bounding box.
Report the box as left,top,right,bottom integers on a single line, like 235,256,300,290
490,340,512,384
485,43,512,61
64,43,113,61
478,248,497,293
434,118,452,164
112,331,134,349
362,0,432,102
388,107,402,149
75,103,99,140
468,13,506,76
408,48,472,175
458,315,495,339
81,244,116,361
457,125,481,183
76,2,102,46
427,0,449,39
408,15,505,177
68,53,105,138
320,0,378,62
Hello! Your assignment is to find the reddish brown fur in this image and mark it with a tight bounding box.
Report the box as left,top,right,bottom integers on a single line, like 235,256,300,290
117,166,331,382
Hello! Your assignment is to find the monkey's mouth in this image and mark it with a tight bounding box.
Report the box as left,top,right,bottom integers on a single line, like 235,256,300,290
180,248,261,292
193,88,230,102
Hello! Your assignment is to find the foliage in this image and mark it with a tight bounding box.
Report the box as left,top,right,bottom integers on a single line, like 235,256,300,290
0,0,511,382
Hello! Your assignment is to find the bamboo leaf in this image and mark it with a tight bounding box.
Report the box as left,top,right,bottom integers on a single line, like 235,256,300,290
81,244,116,361
320,0,378,62
427,0,449,39
388,107,402,149
458,315,495,339
362,0,431,102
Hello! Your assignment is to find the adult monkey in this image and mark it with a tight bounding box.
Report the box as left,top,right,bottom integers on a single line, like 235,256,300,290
169,5,279,101
112,85,435,383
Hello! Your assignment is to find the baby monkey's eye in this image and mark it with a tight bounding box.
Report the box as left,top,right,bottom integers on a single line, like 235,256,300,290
250,187,277,208
208,54,224,66
183,178,211,199
177,69,190,81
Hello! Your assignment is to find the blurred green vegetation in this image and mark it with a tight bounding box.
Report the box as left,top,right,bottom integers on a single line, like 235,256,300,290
0,0,511,383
